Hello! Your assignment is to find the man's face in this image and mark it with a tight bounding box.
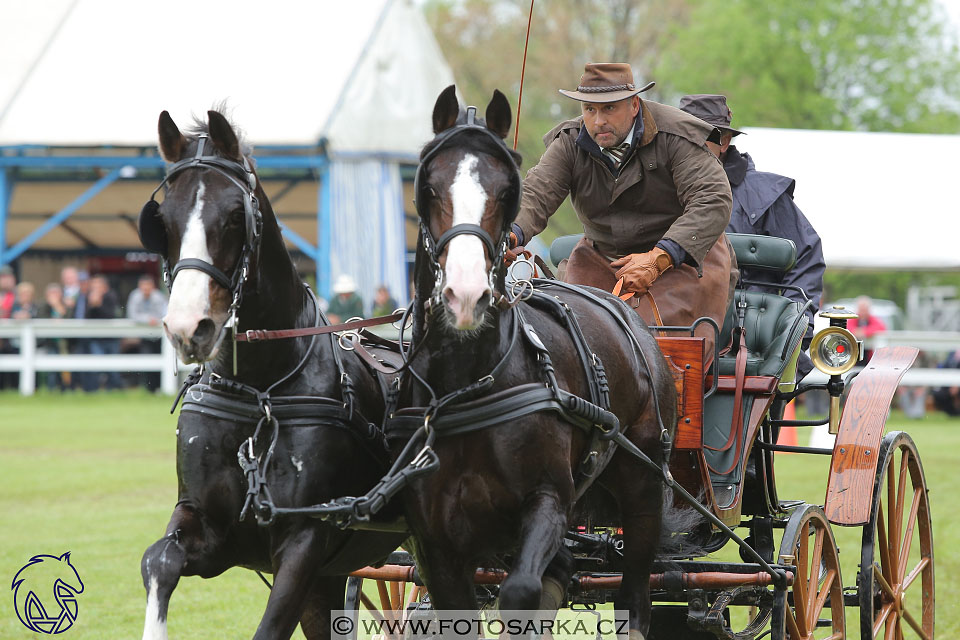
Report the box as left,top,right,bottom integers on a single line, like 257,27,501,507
581,97,640,149
61,267,78,288
0,274,14,292
138,278,155,296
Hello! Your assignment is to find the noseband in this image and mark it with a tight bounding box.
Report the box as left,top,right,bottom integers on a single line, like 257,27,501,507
138,134,263,326
415,107,521,309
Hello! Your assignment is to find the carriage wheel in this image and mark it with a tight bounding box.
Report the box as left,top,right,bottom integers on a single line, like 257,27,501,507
858,431,934,639
777,504,845,640
343,553,426,640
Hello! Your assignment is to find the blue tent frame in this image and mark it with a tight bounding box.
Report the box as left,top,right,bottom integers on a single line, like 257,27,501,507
0,144,336,297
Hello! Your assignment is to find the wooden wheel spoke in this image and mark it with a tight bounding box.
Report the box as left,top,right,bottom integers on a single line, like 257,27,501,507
877,501,891,584
362,592,386,622
901,605,932,640
873,601,894,637
902,556,931,591
887,461,901,583
885,610,897,640
811,567,836,626
795,528,809,636
898,486,922,581
894,450,909,546
874,567,897,601
389,580,402,611
785,603,802,639
808,526,825,598
376,581,395,623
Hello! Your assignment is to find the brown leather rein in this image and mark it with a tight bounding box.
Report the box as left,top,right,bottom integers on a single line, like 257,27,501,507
235,311,406,343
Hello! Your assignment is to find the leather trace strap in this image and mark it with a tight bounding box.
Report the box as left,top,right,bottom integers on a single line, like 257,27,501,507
236,311,405,342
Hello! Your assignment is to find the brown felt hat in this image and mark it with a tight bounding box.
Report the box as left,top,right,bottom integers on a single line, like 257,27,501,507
559,63,655,103
678,94,745,136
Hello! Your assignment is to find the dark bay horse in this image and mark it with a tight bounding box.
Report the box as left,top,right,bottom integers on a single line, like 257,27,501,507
395,86,677,638
138,110,403,640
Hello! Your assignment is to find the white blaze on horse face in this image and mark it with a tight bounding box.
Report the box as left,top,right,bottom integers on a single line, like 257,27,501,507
142,576,167,640
443,154,491,329
163,182,214,351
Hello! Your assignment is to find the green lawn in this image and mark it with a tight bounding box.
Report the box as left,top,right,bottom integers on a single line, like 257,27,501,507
0,392,957,638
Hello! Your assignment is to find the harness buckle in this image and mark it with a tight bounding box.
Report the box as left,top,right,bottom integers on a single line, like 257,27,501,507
411,445,435,469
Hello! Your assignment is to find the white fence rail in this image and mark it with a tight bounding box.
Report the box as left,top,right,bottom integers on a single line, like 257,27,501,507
0,319,186,395
0,324,958,396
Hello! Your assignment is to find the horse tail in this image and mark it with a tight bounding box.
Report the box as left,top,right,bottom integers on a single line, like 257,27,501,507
658,489,709,558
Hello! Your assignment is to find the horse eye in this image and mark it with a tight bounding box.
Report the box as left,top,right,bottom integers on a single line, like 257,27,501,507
226,208,245,226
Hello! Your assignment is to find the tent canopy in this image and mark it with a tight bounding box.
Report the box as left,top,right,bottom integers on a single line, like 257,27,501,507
0,0,453,154
735,127,959,270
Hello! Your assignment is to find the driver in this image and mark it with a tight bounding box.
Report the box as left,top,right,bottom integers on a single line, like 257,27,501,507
510,63,736,356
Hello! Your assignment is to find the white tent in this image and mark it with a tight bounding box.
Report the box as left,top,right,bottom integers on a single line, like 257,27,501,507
0,0,455,303
0,0,453,152
735,127,960,270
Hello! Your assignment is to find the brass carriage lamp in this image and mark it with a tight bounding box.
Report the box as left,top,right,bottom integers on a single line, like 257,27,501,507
812,307,862,434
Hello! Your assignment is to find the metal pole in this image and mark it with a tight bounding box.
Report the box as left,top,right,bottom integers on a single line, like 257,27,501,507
0,169,8,267
317,161,332,300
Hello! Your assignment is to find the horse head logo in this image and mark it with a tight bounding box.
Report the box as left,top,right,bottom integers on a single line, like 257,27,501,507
11,552,84,634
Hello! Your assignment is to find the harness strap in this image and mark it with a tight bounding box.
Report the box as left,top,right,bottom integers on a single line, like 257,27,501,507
236,311,405,342
172,258,233,291
435,223,497,258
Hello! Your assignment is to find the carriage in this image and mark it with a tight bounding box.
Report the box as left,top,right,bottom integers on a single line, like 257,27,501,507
343,231,934,640
139,97,933,640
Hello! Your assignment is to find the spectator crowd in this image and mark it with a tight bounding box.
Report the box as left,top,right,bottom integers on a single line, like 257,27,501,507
1,265,403,394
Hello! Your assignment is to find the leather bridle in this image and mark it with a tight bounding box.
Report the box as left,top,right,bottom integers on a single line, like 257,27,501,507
138,134,263,331
415,107,521,311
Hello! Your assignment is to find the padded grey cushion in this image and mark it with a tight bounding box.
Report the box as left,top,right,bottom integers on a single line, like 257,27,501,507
727,233,797,272
549,233,584,265
717,291,806,378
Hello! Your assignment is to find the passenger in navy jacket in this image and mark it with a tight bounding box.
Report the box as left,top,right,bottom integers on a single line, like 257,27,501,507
680,94,825,377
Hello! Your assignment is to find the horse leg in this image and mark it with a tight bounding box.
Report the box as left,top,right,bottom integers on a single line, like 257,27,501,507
499,491,568,611
613,472,663,640
407,537,478,610
252,527,328,640
141,503,227,640
299,575,348,640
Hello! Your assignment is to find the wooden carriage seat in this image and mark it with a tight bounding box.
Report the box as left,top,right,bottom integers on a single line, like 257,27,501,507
703,234,808,509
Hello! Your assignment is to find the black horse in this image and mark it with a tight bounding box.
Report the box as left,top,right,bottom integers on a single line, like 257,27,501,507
138,110,402,640
393,86,677,638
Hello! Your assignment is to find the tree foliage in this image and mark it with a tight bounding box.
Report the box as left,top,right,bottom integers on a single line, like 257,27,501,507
423,0,960,248
655,0,960,132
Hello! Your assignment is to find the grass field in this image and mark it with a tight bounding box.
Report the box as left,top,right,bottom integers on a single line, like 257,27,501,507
1,391,958,638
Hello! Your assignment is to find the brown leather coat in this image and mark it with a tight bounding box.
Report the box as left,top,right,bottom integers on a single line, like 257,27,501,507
516,99,732,269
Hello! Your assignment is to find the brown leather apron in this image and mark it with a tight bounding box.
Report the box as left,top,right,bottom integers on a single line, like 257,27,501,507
560,235,737,360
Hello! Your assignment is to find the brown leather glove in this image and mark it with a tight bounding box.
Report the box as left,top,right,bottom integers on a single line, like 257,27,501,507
610,247,673,295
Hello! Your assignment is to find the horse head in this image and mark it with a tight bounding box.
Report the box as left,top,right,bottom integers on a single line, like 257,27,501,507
139,110,263,363
416,85,521,333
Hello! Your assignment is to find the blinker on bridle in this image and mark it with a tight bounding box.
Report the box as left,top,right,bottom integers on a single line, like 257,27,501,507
138,134,263,329
415,106,522,310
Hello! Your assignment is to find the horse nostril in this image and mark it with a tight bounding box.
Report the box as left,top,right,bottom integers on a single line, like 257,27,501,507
477,290,492,309
193,318,216,345
442,287,456,306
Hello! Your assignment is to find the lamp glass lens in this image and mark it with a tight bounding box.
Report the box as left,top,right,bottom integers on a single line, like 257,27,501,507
818,333,853,369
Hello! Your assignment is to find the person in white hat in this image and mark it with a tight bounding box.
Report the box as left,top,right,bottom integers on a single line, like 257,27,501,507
327,274,364,323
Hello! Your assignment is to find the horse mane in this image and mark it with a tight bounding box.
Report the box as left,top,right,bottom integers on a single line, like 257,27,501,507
420,109,522,167
187,103,255,159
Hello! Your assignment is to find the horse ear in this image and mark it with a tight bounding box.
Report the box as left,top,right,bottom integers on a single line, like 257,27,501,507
59,552,71,563
485,89,512,140
208,110,241,159
432,85,460,134
158,111,186,161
